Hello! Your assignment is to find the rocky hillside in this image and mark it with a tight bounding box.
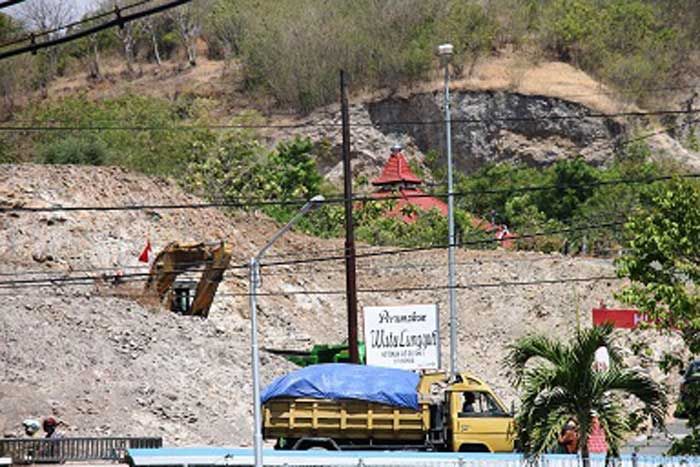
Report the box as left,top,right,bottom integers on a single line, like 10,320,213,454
0,164,686,445
37,55,700,184
274,92,700,185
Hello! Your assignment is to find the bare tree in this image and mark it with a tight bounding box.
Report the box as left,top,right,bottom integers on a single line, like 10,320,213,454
17,0,77,97
86,34,102,80
117,20,137,75
102,0,144,77
168,2,210,67
142,16,162,67
17,0,76,33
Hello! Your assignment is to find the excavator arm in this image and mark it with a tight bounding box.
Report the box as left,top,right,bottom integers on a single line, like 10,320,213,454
144,241,232,318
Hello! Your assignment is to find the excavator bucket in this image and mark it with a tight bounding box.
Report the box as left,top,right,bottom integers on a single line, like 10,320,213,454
144,241,232,318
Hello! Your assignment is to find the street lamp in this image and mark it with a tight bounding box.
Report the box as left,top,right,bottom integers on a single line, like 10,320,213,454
248,194,325,467
438,43,458,381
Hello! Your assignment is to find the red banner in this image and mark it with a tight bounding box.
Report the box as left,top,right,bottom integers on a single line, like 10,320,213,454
592,308,643,329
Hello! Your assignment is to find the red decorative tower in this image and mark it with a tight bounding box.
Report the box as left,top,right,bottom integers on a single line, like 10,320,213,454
370,144,515,248
371,145,447,222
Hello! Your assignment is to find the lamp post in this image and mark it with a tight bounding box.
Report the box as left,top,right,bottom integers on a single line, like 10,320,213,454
438,43,458,381
248,194,325,467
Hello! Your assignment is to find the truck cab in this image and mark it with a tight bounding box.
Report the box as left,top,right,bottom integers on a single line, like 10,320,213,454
447,374,515,452
415,372,515,452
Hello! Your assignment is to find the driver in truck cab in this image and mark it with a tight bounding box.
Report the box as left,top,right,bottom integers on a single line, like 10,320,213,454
462,392,476,413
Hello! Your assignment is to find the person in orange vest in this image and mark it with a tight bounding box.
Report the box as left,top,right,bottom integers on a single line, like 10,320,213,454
557,419,579,454
42,417,63,439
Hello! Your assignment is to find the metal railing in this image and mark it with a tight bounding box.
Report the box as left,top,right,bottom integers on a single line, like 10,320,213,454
0,436,162,464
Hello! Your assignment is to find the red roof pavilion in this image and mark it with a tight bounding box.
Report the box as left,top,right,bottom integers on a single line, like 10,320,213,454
369,145,515,249
371,146,447,222
372,149,423,186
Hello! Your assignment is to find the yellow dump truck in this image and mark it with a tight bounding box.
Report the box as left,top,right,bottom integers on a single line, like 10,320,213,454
262,366,515,452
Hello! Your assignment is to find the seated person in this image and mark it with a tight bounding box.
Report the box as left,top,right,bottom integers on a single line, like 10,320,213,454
462,392,476,413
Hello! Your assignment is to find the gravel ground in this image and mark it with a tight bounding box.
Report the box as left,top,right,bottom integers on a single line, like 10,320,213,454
0,164,686,446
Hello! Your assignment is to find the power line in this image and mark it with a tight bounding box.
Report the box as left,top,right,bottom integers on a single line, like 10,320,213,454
0,0,154,50
0,0,193,61
526,84,700,101
259,221,625,269
0,220,626,289
0,121,321,131
0,225,622,283
0,250,616,282
0,0,26,9
0,234,618,279
218,275,622,297
0,274,621,298
253,253,620,277
2,108,700,132
4,172,698,214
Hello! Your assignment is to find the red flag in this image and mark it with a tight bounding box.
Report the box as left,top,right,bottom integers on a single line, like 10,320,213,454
138,239,152,263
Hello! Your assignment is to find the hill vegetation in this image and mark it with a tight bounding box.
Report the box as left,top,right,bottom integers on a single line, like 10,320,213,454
0,0,699,257
1,0,699,113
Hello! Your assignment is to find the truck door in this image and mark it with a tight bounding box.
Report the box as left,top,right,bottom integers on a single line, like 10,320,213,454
450,391,514,452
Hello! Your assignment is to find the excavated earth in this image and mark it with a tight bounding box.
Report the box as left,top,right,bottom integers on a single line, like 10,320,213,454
0,164,686,446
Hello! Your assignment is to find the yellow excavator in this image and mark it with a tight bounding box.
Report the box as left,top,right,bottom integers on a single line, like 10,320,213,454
144,241,232,318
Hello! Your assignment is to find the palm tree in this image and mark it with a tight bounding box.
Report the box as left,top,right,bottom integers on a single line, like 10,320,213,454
505,324,667,465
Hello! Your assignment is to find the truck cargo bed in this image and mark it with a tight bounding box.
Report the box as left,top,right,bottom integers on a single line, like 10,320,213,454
263,398,430,441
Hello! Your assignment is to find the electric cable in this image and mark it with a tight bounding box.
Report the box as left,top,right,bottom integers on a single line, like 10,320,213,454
0,0,193,61
217,275,622,297
0,0,26,9
0,219,626,289
0,273,621,297
260,221,625,269
4,172,697,214
0,0,154,49
2,108,700,132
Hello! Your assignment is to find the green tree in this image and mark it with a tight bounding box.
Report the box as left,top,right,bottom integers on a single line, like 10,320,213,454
506,325,667,464
616,179,700,352
436,1,497,77
535,157,601,221
670,384,700,455
186,132,326,225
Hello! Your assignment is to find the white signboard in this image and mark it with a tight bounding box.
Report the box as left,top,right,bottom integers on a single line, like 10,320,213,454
363,304,440,370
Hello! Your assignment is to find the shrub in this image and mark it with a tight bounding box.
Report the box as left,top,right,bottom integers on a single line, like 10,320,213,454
39,137,107,165
22,94,215,176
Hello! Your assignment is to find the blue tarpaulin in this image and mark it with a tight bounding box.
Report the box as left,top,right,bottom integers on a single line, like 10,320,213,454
260,363,420,410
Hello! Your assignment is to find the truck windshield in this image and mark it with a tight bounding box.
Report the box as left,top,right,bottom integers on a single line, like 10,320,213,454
459,391,507,417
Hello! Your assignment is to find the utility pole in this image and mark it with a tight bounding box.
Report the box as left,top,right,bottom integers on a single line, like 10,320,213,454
341,70,359,364
438,43,457,380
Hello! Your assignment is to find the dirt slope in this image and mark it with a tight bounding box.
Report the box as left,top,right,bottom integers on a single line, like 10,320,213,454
0,164,684,445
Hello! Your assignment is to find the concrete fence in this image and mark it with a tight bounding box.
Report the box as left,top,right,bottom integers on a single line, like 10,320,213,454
125,448,700,467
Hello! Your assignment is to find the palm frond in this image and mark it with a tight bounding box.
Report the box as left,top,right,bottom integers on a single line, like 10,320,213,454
527,387,577,454
505,334,568,386
595,369,668,428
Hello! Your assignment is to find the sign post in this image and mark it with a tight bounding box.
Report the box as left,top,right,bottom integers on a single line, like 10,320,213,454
363,304,440,371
